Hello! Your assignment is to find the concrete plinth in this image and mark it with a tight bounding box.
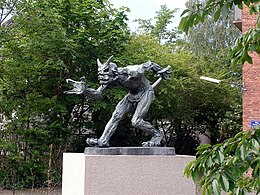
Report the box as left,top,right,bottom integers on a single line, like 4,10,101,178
62,152,196,195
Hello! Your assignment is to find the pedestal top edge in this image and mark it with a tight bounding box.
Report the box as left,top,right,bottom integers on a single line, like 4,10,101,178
84,147,176,155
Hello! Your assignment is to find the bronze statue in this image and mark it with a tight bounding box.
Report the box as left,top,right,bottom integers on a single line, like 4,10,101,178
65,56,171,147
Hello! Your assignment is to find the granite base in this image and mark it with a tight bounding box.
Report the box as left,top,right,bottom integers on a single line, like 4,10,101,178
62,152,196,195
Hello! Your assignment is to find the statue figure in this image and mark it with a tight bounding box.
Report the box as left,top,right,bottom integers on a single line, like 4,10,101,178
65,56,171,147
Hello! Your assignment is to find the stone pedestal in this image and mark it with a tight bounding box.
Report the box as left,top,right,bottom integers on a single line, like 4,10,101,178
84,146,176,155
62,148,196,195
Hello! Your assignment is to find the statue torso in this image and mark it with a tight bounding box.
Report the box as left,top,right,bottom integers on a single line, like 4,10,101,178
117,65,151,94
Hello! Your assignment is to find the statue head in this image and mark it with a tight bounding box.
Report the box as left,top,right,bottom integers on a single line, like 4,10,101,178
97,56,118,85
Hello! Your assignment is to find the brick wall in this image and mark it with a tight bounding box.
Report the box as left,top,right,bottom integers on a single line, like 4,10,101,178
242,6,260,130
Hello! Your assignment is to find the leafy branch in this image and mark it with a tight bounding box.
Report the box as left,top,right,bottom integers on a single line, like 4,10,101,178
184,129,260,195
179,0,260,68
231,26,260,68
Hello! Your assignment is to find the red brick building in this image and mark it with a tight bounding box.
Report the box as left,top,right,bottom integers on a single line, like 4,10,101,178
236,6,260,130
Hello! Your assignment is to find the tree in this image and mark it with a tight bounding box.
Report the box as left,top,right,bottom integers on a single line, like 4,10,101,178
179,0,260,68
0,0,129,189
119,34,241,154
183,0,243,97
114,3,242,154
0,0,17,25
179,0,259,193
134,5,181,45
0,0,19,76
184,0,241,57
182,1,243,140
184,129,260,195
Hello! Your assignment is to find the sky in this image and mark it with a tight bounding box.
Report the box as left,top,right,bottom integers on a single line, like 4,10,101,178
109,0,188,31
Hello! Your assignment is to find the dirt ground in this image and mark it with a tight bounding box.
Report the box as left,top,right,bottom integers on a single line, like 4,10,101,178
0,187,62,195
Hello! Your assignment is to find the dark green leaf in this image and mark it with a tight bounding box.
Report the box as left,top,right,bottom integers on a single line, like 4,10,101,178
220,175,229,191
180,9,190,17
212,179,220,195
214,9,221,22
217,151,224,163
251,138,260,153
178,16,189,31
240,145,246,160
191,170,200,183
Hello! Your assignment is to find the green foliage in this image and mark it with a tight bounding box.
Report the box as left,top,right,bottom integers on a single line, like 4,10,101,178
120,34,241,153
0,0,129,189
134,5,181,45
179,2,258,192
184,129,260,195
183,2,242,97
218,104,242,142
184,0,241,58
0,0,17,25
0,0,244,189
231,26,260,68
179,0,259,33
179,0,260,68
123,3,241,153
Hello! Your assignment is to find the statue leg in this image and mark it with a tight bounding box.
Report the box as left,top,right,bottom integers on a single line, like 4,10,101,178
87,96,132,147
131,89,164,147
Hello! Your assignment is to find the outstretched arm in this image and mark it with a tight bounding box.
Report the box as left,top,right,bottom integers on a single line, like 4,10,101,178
141,61,171,80
64,76,107,99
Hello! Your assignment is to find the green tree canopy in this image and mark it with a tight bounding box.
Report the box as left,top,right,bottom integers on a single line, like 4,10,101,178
184,0,241,57
134,5,181,45
180,1,259,193
179,0,260,68
120,34,241,154
183,0,242,88
184,129,260,195
0,0,129,189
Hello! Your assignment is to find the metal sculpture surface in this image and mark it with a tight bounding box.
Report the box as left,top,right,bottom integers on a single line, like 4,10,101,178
65,56,171,147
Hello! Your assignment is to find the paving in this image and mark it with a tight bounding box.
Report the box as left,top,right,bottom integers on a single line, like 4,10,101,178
0,187,62,195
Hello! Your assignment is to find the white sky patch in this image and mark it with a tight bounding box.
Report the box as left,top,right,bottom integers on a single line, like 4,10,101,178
109,0,187,31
